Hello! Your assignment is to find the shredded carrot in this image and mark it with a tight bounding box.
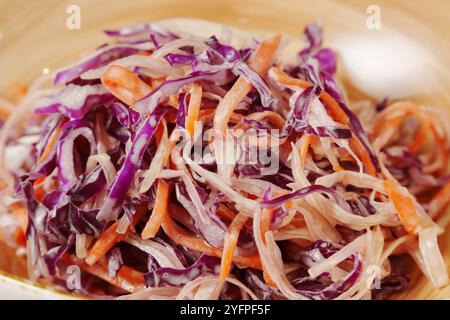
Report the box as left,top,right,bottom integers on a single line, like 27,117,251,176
101,65,152,106
348,138,376,175
214,36,281,135
136,50,151,56
248,36,282,73
216,204,237,223
214,76,256,135
141,179,170,239
14,228,26,247
33,177,57,203
408,116,430,153
62,254,145,293
163,129,182,168
384,180,420,234
163,140,178,168
219,213,249,281
372,101,431,153
185,84,202,138
154,120,164,143
85,205,147,265
318,91,349,124
38,118,68,163
269,66,311,88
289,217,307,228
31,118,68,201
299,135,311,169
161,210,262,270
33,177,47,202
211,213,249,298
168,203,195,229
7,22,450,300
263,270,277,287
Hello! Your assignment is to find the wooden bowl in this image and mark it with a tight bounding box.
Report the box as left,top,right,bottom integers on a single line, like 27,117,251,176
0,0,448,299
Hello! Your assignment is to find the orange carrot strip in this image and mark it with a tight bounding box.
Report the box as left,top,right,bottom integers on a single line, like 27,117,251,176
299,135,311,169
85,205,147,265
163,138,178,167
269,67,348,120
318,91,349,123
372,102,430,153
216,204,237,223
263,270,277,287
319,94,376,175
214,36,281,134
141,180,170,239
186,84,202,137
219,214,249,281
38,118,68,163
62,254,145,293
348,139,376,176
384,181,420,234
408,116,429,153
101,65,152,106
33,176,58,202
33,118,68,201
169,203,195,230
248,36,282,73
33,177,46,202
14,228,26,247
161,211,262,270
268,67,311,88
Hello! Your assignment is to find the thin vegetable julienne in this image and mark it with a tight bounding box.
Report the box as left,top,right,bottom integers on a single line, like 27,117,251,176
3,20,450,300
85,204,147,266
101,65,152,106
269,67,377,176
161,209,262,270
141,179,170,239
219,213,249,280
211,213,248,298
213,36,281,135
62,253,145,293
33,118,68,201
185,84,202,138
384,180,420,234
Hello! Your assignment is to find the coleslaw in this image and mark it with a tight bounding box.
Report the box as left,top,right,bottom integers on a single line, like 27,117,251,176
0,20,449,300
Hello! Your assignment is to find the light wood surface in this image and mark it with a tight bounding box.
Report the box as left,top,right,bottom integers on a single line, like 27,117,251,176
0,0,449,299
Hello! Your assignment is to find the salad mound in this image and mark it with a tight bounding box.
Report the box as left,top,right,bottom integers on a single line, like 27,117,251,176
0,19,449,300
